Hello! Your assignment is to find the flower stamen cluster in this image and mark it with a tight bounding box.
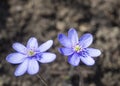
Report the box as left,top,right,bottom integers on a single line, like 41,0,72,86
28,50,36,56
73,44,81,53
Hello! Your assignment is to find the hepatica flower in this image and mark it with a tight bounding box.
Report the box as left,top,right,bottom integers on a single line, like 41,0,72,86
6,37,56,76
58,28,101,66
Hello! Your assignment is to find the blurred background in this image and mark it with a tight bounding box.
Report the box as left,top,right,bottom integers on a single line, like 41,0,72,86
0,0,120,86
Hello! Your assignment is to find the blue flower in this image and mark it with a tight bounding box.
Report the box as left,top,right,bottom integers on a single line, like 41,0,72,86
58,28,101,66
6,37,56,76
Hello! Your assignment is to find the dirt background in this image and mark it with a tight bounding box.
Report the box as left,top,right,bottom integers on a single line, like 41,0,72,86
0,0,120,86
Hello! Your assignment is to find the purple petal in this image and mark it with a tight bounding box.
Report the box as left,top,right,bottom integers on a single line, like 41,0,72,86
86,48,101,57
79,33,93,48
68,53,80,66
38,52,56,63
6,53,27,64
58,48,73,56
80,56,95,66
27,37,38,50
27,59,39,75
14,59,28,76
68,28,78,46
37,40,53,52
58,34,72,48
12,42,27,54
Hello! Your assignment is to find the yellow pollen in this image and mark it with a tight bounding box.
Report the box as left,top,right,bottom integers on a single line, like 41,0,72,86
28,50,35,56
74,45,81,52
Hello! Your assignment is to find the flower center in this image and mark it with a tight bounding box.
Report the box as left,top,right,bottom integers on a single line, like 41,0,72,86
28,50,36,56
74,45,81,52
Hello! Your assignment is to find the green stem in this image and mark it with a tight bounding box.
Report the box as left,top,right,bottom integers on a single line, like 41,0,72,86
37,74,48,86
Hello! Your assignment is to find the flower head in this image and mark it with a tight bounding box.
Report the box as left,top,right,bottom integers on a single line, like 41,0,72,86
6,37,56,76
58,28,101,66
